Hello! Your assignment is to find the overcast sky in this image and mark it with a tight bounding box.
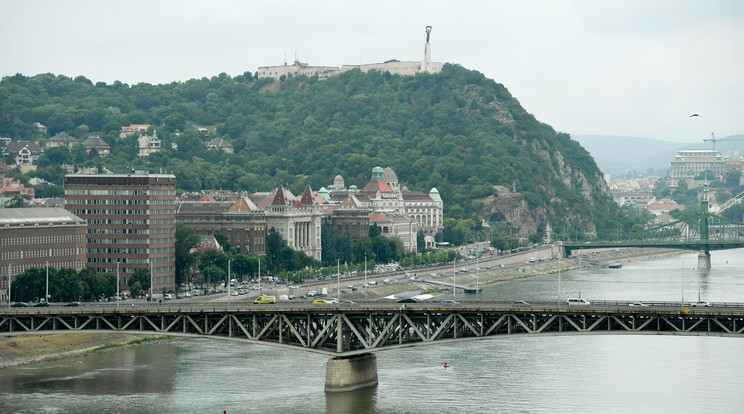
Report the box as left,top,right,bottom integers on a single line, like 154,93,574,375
2,0,742,143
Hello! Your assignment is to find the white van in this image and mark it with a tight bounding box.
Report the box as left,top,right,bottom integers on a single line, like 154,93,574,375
567,298,590,305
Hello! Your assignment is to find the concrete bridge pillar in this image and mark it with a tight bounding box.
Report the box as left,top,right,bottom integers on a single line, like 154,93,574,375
325,353,378,392
698,250,711,270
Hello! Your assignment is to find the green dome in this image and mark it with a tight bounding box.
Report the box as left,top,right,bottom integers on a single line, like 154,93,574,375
371,166,384,181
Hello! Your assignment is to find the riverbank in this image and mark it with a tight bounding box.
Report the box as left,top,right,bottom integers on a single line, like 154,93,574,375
0,332,175,369
360,247,686,299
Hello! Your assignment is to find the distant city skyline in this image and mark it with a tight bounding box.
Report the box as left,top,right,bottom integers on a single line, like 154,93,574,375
1,0,742,143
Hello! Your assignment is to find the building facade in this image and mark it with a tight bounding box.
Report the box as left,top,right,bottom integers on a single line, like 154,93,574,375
176,196,267,255
64,171,176,291
670,149,725,182
0,207,87,303
258,26,442,80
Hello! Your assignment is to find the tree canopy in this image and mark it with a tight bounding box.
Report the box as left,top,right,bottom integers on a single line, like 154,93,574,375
2,65,625,238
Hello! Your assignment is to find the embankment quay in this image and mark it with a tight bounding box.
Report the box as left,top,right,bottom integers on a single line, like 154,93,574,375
4,301,744,391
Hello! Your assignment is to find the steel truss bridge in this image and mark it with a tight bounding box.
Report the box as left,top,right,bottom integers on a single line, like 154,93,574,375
563,186,744,261
3,302,744,356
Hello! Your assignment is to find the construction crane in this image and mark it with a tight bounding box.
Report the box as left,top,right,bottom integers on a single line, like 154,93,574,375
703,132,717,150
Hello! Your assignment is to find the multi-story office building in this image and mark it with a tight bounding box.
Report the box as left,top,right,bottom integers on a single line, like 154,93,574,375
0,207,86,302
64,171,176,291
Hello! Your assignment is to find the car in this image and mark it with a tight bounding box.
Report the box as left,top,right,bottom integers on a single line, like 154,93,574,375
512,301,529,305
397,298,418,303
325,298,339,304
691,301,710,307
254,295,276,304
33,301,50,307
629,302,648,307
313,299,333,304
10,302,29,307
340,300,355,304
231,291,239,296
64,301,81,307
441,300,459,304
567,298,590,306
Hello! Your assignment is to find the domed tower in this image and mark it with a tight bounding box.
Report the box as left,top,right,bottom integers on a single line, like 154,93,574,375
333,175,345,191
371,166,384,181
383,167,400,194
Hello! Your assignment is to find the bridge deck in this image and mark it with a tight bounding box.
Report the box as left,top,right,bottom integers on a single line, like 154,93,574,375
3,302,744,356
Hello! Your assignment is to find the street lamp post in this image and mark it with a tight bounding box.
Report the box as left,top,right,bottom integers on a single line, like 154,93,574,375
45,261,49,305
116,262,120,310
337,259,340,302
453,257,457,301
227,259,231,306
149,261,153,303
364,255,367,300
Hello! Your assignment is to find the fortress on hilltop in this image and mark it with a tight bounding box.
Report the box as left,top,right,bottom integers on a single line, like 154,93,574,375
258,26,443,80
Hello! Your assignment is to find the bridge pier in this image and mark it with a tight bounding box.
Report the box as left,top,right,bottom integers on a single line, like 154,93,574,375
698,250,711,270
325,353,378,392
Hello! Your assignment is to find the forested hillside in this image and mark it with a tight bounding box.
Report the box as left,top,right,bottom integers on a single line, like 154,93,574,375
1,64,637,240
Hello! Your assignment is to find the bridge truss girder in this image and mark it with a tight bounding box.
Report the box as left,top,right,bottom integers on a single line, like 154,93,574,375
3,308,744,355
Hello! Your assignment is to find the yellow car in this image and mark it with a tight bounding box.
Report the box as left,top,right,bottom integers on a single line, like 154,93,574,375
254,295,276,304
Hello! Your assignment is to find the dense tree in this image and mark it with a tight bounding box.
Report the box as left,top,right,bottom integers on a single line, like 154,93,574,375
1,65,626,242
130,267,152,298
175,224,201,289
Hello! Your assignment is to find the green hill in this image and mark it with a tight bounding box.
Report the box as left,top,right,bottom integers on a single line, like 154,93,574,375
0,64,635,240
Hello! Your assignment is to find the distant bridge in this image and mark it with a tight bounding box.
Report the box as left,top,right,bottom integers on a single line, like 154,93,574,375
3,302,744,391
564,185,744,268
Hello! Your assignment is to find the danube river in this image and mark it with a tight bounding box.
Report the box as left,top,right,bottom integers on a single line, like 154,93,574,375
2,249,744,413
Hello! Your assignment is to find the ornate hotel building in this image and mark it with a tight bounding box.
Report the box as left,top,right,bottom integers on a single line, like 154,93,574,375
64,171,176,291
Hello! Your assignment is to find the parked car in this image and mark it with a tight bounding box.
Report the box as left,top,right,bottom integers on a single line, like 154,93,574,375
397,298,418,303
64,302,81,307
629,302,648,307
33,301,50,307
441,300,459,305
10,302,29,307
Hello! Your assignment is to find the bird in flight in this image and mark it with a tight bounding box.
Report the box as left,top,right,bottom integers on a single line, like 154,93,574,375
689,113,702,117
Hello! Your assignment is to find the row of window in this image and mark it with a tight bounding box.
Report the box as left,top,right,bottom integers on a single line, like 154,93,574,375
88,256,174,265
5,261,85,277
86,237,176,245
65,189,175,196
1,233,84,246
87,218,174,226
2,247,84,261
179,215,256,222
70,209,176,215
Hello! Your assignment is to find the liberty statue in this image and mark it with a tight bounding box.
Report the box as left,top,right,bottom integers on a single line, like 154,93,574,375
425,26,432,43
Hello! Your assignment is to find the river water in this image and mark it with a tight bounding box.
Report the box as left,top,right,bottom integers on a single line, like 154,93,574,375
2,249,744,413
